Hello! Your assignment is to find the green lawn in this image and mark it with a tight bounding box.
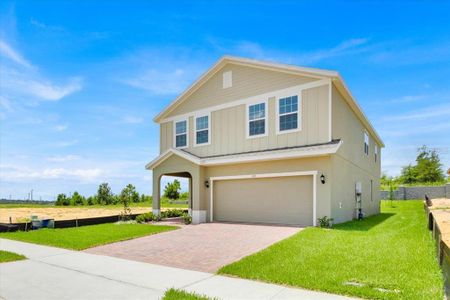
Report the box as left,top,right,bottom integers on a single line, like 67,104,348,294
219,201,444,299
0,223,177,250
162,288,211,300
0,250,26,263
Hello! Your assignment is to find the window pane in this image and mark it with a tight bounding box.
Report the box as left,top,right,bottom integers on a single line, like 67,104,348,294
196,116,208,131
176,134,187,147
249,103,265,120
196,130,208,144
176,121,187,134
249,119,265,136
279,113,298,131
279,96,298,114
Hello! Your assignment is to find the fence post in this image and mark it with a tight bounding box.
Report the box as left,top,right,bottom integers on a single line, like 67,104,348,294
446,183,450,199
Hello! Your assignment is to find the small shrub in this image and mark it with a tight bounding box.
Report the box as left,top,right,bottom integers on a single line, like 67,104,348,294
161,209,185,219
135,212,154,223
182,213,192,225
318,216,334,228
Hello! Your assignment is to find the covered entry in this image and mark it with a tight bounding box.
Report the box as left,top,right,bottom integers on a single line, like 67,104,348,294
210,172,316,226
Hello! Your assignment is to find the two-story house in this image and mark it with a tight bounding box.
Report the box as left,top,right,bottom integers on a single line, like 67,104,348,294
146,56,384,226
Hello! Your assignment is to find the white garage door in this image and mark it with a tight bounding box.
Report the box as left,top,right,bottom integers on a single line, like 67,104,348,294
213,175,313,226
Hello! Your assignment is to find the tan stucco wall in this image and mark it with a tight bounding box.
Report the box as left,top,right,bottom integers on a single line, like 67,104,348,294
152,154,206,211
167,63,316,117
330,85,381,222
160,84,330,157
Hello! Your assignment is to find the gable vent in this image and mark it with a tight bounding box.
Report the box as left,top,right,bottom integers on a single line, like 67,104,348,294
223,71,232,89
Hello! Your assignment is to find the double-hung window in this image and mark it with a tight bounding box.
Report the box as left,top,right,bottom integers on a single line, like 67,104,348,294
278,95,299,133
364,132,369,155
375,145,378,162
195,115,210,145
248,102,266,137
175,120,188,148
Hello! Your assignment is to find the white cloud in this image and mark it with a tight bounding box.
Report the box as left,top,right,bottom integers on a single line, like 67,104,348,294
46,155,80,162
0,40,32,68
54,124,68,131
0,40,82,103
121,115,144,124
0,164,102,182
123,68,191,95
383,104,450,121
56,140,79,147
294,38,370,64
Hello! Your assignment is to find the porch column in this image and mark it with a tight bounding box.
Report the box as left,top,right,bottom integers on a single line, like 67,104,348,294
152,173,160,215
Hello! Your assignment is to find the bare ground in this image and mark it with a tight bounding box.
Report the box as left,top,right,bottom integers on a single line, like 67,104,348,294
0,206,155,223
430,198,450,247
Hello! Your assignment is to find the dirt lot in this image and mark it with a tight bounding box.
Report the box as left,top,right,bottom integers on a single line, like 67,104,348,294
0,206,155,223
430,198,450,247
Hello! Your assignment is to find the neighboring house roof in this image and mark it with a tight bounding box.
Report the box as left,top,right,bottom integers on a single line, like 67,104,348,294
146,140,342,170
153,55,384,147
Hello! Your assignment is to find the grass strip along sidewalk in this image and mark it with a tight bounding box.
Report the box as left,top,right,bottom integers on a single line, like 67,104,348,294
0,223,177,250
219,201,444,299
0,250,26,263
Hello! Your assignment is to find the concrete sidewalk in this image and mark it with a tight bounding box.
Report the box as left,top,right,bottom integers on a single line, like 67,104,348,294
0,238,354,300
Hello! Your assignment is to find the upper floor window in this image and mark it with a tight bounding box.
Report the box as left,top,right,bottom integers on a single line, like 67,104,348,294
175,120,188,148
364,132,369,155
278,95,300,133
375,145,378,162
195,115,210,145
248,102,266,137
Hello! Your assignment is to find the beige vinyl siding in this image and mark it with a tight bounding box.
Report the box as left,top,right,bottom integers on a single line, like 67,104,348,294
213,176,313,226
166,63,316,117
331,85,381,176
160,84,330,157
330,85,381,223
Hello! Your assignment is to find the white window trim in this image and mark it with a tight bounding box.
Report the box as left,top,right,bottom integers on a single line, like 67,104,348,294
194,113,211,147
173,118,189,149
364,131,369,156
209,171,318,226
276,94,302,135
246,100,268,139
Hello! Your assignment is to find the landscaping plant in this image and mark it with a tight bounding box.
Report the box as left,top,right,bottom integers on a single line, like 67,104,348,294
317,216,333,228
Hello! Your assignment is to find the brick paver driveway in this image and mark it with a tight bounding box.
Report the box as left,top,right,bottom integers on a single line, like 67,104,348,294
85,222,302,273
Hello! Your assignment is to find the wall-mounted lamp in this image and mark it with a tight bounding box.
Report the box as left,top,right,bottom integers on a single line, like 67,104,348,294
320,174,326,184
205,180,210,188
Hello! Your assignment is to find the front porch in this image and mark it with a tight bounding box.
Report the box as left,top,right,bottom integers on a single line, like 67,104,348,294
148,151,207,224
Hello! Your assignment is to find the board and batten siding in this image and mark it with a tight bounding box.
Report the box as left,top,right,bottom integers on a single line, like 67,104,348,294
159,84,330,157
166,63,317,117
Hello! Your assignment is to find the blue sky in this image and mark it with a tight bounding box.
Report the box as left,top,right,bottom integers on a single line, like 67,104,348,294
1,1,449,200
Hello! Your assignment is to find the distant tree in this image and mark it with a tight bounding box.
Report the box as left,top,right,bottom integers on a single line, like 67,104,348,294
71,191,85,206
86,196,97,206
97,183,114,205
415,146,445,183
56,193,70,206
119,184,137,220
163,179,181,199
398,146,445,184
140,194,151,203
399,164,418,184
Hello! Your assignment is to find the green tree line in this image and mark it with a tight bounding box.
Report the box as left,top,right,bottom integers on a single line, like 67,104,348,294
381,146,448,189
55,183,151,206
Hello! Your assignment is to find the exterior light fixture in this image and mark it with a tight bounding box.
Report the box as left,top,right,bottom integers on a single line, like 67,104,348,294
205,180,210,188
320,174,325,184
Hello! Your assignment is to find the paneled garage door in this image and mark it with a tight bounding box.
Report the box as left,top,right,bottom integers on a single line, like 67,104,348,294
213,175,313,226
